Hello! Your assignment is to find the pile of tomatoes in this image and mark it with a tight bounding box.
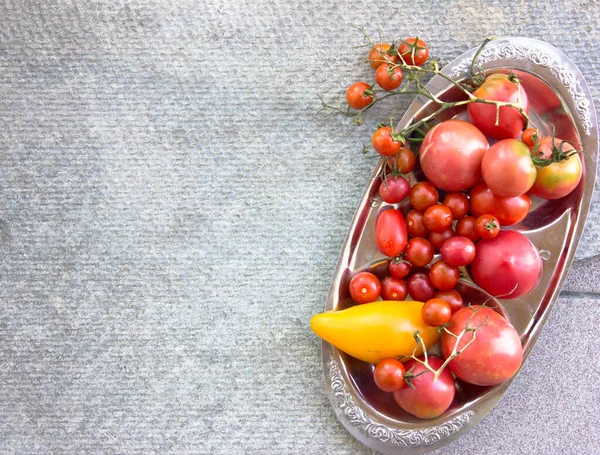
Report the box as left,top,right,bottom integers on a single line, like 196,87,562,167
340,37,584,419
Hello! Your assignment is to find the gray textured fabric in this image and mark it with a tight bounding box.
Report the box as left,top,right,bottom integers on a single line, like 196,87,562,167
0,1,599,454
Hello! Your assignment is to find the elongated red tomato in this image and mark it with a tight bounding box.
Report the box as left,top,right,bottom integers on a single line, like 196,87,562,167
481,139,536,197
375,209,408,257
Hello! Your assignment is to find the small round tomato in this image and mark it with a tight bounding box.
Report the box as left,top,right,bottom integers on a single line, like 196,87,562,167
521,128,539,147
475,214,500,240
368,43,398,69
481,139,536,197
388,147,416,174
404,237,434,267
443,192,469,220
422,298,452,327
375,209,408,257
469,181,531,226
467,73,530,140
429,260,460,291
428,227,455,250
409,181,438,211
349,272,381,304
455,216,480,243
423,204,453,233
389,258,411,279
372,126,403,156
374,358,406,392
346,82,373,110
381,276,408,301
375,63,403,91
434,289,463,314
398,37,429,66
379,175,410,204
406,210,429,238
440,236,476,266
530,136,583,200
408,272,436,302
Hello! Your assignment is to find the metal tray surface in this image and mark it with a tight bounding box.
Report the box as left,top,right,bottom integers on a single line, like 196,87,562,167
320,37,598,454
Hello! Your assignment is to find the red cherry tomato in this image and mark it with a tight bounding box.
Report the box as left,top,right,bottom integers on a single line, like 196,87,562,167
346,82,373,110
404,237,434,267
349,272,381,304
375,63,403,91
423,204,453,233
475,214,500,240
429,260,460,291
398,37,429,66
375,209,408,257
374,358,406,392
372,126,403,156
434,289,463,314
456,215,480,243
379,175,410,204
422,298,452,327
387,147,416,174
380,276,408,301
469,181,531,226
408,272,436,302
443,192,470,220
406,210,429,238
440,236,476,266
409,181,438,211
368,43,398,69
389,258,411,279
481,139,536,197
428,227,455,250
521,128,539,147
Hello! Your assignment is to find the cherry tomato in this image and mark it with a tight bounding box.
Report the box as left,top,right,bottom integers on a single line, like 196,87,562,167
387,147,416,174
469,181,531,226
423,204,453,233
420,119,489,191
375,209,408,257
440,236,476,266
467,73,530,140
398,37,429,66
481,139,536,197
346,82,373,110
375,63,403,91
409,181,438,211
429,260,460,291
404,237,434,267
428,227,455,250
475,214,500,240
408,272,436,302
521,128,539,147
374,358,406,392
379,175,410,204
372,126,403,156
456,216,480,243
421,298,452,327
393,356,455,419
434,289,463,314
381,276,408,301
406,210,429,238
529,136,583,200
368,43,398,69
443,192,469,220
389,258,411,279
349,272,381,304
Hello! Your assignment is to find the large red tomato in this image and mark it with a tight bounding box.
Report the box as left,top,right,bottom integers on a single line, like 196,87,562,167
419,120,489,191
530,136,583,200
471,230,542,299
440,306,523,386
481,139,536,197
467,73,529,140
469,181,531,226
375,209,408,257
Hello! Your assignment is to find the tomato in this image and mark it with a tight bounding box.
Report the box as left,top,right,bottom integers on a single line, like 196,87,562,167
455,216,480,243
380,276,408,301
346,82,373,110
434,289,463,314
440,236,476,266
467,73,530,140
423,204,453,233
372,126,403,156
388,147,416,174
389,258,411,279
375,209,408,257
404,237,434,267
429,260,460,291
428,227,454,250
475,214,500,240
375,63,403,91
481,139,536,197
349,272,381,304
379,175,410,204
406,210,429,238
368,43,398,69
521,128,539,147
441,306,523,386
409,181,438,211
471,230,542,299
393,356,455,419
408,272,436,302
421,298,452,327
469,181,531,226
374,358,406,392
398,38,429,66
530,136,583,200
443,192,469,220
420,120,489,191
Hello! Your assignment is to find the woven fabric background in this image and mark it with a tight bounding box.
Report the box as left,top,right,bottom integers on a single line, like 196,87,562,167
0,1,599,454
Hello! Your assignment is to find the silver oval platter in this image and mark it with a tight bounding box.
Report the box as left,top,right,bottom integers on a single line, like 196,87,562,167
320,37,598,454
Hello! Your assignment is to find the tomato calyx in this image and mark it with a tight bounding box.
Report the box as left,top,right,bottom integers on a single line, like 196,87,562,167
531,138,580,168
484,218,498,233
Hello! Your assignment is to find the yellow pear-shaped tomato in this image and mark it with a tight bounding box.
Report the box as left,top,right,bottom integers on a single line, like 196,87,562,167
310,301,440,364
